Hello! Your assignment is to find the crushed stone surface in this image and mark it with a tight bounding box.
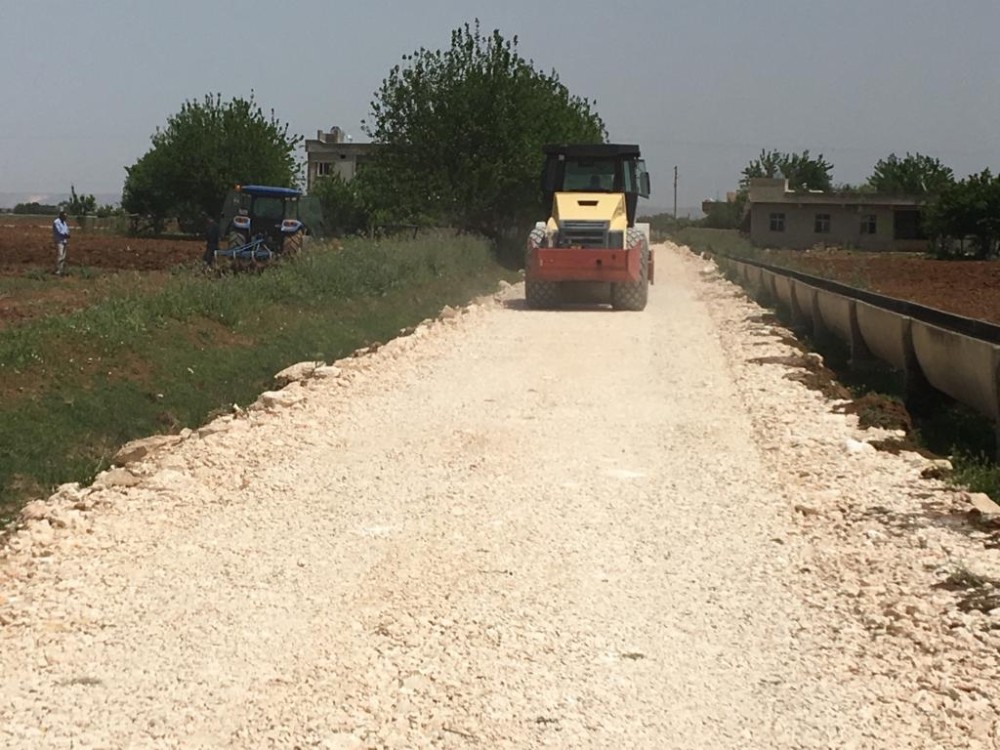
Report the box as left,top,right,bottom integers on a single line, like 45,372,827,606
1,243,999,748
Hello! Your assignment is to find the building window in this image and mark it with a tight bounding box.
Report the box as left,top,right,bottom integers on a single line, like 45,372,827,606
860,214,877,234
769,212,785,232
316,162,331,176
814,213,831,234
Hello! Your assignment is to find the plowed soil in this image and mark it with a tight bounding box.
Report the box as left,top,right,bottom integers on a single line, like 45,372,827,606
763,248,1000,324
0,223,203,329
0,222,201,273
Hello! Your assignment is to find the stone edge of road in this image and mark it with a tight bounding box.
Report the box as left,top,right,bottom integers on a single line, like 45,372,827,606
678,240,1000,747
0,277,524,563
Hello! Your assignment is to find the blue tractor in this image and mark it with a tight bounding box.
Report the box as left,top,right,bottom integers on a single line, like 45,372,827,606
216,184,325,266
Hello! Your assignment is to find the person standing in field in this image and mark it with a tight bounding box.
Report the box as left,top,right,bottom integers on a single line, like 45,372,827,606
203,213,220,268
52,209,70,275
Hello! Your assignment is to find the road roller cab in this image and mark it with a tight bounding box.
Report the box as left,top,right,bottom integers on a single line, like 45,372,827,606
526,144,653,310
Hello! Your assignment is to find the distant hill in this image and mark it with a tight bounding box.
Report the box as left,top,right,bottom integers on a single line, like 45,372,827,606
0,192,121,210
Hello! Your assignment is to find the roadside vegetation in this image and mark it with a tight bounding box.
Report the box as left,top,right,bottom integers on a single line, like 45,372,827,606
0,235,515,523
0,18,611,523
664,226,758,259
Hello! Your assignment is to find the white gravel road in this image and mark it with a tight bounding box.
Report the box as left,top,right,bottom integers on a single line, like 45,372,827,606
2,243,1000,749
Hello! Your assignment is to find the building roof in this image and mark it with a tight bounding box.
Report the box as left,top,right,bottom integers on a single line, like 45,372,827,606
238,185,302,198
542,143,641,159
752,193,925,207
748,178,925,208
304,140,377,154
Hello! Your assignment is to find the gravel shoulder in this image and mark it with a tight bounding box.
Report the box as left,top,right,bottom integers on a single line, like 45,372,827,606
1,243,999,748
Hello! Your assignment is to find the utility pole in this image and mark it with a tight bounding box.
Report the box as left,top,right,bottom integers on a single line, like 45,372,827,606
673,166,678,220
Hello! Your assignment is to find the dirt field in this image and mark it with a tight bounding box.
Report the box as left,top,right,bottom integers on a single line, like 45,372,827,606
763,248,1000,323
0,222,201,273
4,223,1000,327
0,223,203,329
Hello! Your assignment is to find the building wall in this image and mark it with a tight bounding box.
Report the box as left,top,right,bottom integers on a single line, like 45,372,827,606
306,152,356,190
746,177,789,202
749,203,925,251
304,128,377,192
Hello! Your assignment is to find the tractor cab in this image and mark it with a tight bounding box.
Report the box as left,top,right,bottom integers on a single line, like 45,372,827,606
218,185,325,264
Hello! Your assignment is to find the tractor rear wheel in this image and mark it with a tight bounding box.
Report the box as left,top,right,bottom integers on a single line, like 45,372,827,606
611,229,649,311
524,227,561,309
227,231,246,250
283,230,305,256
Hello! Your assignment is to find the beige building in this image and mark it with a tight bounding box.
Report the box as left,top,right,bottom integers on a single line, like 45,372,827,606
747,178,927,251
304,127,378,192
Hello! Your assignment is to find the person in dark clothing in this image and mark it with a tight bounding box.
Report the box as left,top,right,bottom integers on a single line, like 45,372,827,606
203,214,220,266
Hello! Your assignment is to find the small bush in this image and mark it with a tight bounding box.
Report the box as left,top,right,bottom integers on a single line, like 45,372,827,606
667,227,760,260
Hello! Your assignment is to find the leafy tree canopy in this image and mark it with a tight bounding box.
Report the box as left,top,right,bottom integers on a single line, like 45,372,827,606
701,199,746,230
12,202,60,215
925,169,1000,259
65,185,96,218
122,93,301,232
311,174,369,238
740,149,834,192
363,20,606,240
867,152,954,195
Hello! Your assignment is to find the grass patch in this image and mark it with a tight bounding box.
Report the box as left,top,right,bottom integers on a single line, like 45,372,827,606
0,234,516,523
951,451,1000,500
667,227,875,290
667,227,759,260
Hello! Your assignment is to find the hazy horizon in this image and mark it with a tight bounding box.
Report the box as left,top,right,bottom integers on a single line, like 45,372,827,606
2,0,997,210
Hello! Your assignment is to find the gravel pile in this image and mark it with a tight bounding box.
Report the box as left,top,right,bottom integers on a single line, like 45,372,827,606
0,244,997,748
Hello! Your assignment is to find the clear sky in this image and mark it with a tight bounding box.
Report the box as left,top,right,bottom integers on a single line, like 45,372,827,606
2,0,998,212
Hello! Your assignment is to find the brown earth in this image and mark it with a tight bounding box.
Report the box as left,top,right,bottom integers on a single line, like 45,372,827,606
0,222,201,273
761,248,1000,324
0,224,203,329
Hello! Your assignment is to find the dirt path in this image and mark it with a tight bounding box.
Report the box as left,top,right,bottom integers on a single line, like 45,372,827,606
1,244,999,748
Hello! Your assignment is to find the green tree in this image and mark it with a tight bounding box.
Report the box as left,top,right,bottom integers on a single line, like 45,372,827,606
701,198,747,229
867,152,954,194
311,174,369,237
65,185,97,224
122,92,301,234
364,20,606,240
95,203,122,219
925,169,1000,259
740,149,834,192
12,202,60,215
